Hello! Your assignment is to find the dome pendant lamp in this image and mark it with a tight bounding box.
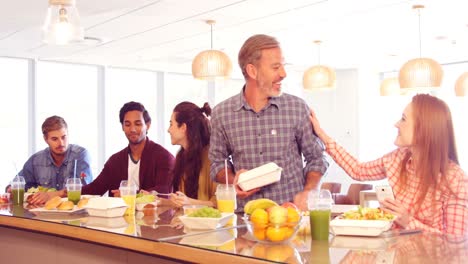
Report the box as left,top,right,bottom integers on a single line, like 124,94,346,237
380,77,400,96
455,72,468,97
399,5,443,91
303,40,336,90
42,0,84,45
192,20,232,80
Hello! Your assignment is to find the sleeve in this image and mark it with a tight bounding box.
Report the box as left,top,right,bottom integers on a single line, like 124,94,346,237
81,158,114,196
20,157,37,190
326,142,391,181
77,148,93,185
144,149,175,194
441,168,468,235
299,104,329,176
208,109,232,182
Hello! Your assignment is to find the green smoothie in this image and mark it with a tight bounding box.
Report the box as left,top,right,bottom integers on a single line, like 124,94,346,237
309,209,331,241
11,188,24,205
68,190,81,205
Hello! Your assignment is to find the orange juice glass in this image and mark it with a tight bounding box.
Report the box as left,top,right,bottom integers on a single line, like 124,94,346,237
216,184,237,225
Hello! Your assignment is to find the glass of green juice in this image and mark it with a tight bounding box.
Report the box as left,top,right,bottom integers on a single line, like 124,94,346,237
66,178,82,205
308,189,333,241
11,176,25,205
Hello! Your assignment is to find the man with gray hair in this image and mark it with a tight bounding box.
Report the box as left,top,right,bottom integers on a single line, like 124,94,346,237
209,34,328,211
9,115,93,205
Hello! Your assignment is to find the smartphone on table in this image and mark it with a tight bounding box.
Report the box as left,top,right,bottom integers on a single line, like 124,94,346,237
375,185,395,203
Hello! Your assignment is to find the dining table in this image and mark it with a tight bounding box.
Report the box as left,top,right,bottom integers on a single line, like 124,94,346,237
0,201,466,263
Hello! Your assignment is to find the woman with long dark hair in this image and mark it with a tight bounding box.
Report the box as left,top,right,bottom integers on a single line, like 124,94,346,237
166,101,217,207
310,94,467,235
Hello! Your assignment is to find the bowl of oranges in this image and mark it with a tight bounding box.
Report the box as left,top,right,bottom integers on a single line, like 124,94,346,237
243,200,301,244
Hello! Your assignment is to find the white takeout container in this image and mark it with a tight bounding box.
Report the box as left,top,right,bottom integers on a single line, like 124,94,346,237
179,213,234,230
237,162,282,191
330,219,393,237
84,197,128,218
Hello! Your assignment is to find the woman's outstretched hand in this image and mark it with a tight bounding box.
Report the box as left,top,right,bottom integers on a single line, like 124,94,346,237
309,108,333,144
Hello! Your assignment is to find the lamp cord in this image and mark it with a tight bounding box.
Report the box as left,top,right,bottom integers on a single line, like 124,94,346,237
317,42,321,66
210,23,213,50
418,8,422,58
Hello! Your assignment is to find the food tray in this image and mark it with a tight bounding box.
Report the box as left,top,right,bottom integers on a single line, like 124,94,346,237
237,162,282,191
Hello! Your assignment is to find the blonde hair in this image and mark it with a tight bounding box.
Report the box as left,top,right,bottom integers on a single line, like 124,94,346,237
238,34,280,79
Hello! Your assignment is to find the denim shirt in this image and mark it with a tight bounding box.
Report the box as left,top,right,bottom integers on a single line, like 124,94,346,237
18,144,93,190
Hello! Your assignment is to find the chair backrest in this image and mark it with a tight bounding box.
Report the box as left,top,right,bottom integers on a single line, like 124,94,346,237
346,183,373,205
320,182,342,194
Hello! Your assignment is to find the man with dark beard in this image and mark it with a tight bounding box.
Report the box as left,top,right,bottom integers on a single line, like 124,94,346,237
82,101,174,196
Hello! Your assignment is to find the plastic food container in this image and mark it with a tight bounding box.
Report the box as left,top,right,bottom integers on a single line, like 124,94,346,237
179,213,234,230
330,219,393,237
84,197,128,218
237,162,282,191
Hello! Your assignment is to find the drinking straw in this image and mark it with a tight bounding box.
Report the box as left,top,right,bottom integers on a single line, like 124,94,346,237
73,159,77,178
224,159,229,189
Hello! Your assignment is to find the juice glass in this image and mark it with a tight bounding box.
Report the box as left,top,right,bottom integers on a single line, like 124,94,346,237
308,189,332,241
120,180,137,215
216,184,237,225
66,178,82,205
10,176,25,205
216,184,237,212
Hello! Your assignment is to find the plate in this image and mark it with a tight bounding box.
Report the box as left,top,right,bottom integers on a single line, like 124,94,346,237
330,218,393,237
179,213,234,230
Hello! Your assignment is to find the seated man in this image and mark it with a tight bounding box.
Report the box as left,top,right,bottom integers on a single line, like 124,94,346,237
82,101,175,196
9,115,93,205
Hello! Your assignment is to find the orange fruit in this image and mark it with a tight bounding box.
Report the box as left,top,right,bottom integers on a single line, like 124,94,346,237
283,226,295,239
253,226,266,240
286,207,300,223
250,208,268,228
266,226,287,242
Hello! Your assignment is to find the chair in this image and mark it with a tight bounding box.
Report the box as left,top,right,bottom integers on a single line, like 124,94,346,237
320,182,342,194
334,183,373,205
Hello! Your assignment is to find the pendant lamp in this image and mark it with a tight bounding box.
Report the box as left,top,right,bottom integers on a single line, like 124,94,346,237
303,40,336,90
192,20,232,80
380,77,400,96
455,72,468,96
42,0,84,45
399,5,443,90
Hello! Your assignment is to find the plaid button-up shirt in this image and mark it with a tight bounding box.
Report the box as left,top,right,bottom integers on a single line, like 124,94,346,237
326,141,468,235
209,89,328,210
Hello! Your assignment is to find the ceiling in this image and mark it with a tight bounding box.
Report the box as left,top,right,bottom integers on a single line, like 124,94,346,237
1,0,467,78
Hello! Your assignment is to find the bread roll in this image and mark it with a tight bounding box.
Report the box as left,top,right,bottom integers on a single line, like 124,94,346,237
57,201,74,210
44,196,62,210
77,198,89,208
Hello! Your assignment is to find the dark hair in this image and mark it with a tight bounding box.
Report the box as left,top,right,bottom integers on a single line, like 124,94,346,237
238,34,280,79
42,115,67,136
119,101,151,124
172,102,211,199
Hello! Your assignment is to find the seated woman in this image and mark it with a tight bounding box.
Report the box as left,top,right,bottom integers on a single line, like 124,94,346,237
164,101,217,208
310,94,467,235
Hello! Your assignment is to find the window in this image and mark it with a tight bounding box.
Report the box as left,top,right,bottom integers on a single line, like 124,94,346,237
0,58,29,191
105,68,158,159
36,61,99,178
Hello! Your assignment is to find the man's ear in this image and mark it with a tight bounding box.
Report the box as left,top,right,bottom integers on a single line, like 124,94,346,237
43,134,47,143
246,64,257,80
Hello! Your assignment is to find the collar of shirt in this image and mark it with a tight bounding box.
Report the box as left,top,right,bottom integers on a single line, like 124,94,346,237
232,85,280,112
45,146,71,167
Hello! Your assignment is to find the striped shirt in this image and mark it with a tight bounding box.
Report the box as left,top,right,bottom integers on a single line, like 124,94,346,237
326,141,468,235
209,89,328,210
